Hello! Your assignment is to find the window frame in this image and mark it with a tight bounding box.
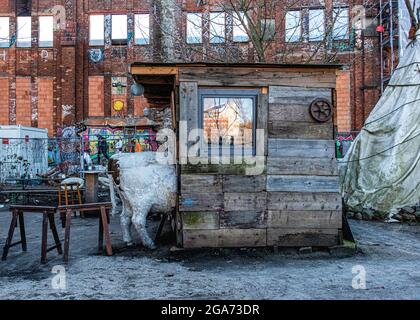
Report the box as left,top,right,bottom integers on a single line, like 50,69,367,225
38,16,54,48
233,11,249,43
209,12,226,44
111,14,128,45
332,7,349,40
17,16,32,48
285,10,301,43
198,88,259,156
0,17,9,48
186,12,203,44
89,14,105,46
134,13,150,45
308,8,325,42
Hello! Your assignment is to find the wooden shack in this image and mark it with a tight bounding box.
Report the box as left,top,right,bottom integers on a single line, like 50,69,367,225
131,63,343,249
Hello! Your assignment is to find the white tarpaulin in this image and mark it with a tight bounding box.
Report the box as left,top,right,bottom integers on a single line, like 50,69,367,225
341,31,420,214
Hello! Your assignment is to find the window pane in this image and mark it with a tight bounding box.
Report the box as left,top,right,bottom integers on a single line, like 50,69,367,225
203,96,254,148
17,16,32,47
333,7,349,40
285,11,301,42
39,16,54,47
187,13,202,44
135,14,150,45
233,12,249,42
90,15,104,45
261,19,275,41
112,15,127,41
210,12,225,44
309,9,324,41
0,17,9,48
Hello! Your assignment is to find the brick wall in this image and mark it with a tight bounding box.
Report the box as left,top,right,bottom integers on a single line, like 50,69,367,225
336,70,352,132
15,77,32,127
134,96,149,117
0,78,9,124
37,78,54,136
88,76,105,117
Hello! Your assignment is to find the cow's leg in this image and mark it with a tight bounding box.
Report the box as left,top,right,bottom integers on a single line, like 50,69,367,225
108,174,118,216
119,190,134,246
131,203,156,249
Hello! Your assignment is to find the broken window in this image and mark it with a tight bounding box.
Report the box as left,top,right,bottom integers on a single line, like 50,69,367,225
89,15,105,46
39,16,54,47
17,16,32,47
135,14,150,45
186,13,202,44
0,17,9,48
308,9,325,41
112,14,127,44
233,12,249,42
285,10,301,42
210,12,225,44
332,7,349,40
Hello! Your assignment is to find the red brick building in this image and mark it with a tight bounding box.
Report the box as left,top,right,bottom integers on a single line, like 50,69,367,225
0,0,381,136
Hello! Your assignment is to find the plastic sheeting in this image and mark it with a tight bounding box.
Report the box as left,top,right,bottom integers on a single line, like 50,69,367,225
340,32,420,215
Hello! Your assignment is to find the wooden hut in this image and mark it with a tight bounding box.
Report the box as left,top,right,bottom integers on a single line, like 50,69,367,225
131,63,343,249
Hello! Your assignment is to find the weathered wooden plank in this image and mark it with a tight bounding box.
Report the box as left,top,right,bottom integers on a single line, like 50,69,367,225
181,174,222,193
183,228,267,248
267,210,342,229
267,228,339,247
224,192,267,211
181,161,266,175
222,175,266,193
182,212,220,230
269,86,331,104
179,68,337,88
267,192,342,211
179,82,198,154
267,157,338,175
268,139,335,158
267,175,340,192
268,121,334,139
180,193,223,211
257,93,268,155
220,210,266,229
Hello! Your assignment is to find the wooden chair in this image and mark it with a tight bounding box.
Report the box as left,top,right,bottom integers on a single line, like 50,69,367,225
2,205,63,264
58,182,83,216
58,202,113,262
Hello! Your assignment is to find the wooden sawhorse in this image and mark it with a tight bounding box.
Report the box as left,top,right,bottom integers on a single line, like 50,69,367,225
2,205,63,264
59,202,113,262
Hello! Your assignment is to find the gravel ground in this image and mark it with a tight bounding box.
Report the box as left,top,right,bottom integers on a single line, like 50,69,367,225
0,208,419,300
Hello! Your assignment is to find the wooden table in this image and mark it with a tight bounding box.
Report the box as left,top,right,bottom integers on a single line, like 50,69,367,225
2,205,62,264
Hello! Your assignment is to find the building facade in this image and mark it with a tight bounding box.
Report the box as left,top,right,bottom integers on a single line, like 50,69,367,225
0,0,381,136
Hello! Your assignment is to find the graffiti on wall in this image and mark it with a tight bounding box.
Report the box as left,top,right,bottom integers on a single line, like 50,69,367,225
336,133,355,158
88,48,104,63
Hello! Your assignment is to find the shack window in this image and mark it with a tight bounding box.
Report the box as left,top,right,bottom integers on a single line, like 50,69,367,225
285,10,301,42
332,7,349,40
210,12,226,44
199,89,258,154
233,12,249,42
112,15,128,44
135,14,150,45
0,17,9,48
39,16,54,47
89,15,104,46
17,16,32,47
308,9,324,41
186,13,202,44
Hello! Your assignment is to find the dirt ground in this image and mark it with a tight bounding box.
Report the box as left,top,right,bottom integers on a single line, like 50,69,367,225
0,207,419,300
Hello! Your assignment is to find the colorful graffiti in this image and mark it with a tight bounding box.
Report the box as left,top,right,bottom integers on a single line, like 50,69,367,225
336,133,356,158
81,127,158,164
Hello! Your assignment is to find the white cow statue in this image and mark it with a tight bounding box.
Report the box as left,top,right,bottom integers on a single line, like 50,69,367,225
108,152,177,249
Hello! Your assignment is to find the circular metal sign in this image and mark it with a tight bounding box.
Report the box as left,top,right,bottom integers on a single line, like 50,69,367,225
309,98,333,122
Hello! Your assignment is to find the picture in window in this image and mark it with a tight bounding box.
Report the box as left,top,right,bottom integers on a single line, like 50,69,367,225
17,16,32,47
332,7,349,40
0,17,9,48
112,15,127,44
39,16,54,47
233,12,249,42
308,9,325,41
285,11,301,42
